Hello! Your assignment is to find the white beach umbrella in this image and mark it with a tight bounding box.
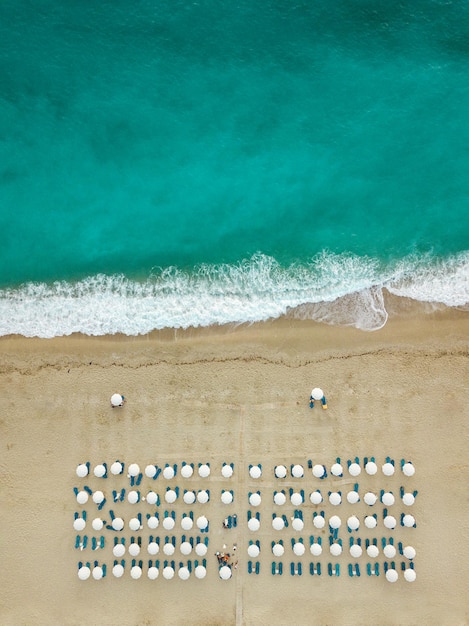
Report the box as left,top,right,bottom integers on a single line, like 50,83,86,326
146,491,158,505
219,566,232,580
76,491,88,505
148,566,159,580
92,518,104,531
197,490,209,504
131,566,142,580
365,461,378,475
195,565,207,579
198,464,210,478
94,464,106,478
311,387,324,400
181,516,193,531
148,542,159,555
382,462,395,476
402,492,415,506
92,490,104,504
147,516,159,529
162,516,175,530
384,515,397,530
128,463,140,477
364,492,377,506
73,518,86,531
129,517,140,531
364,516,377,529
272,516,285,530
348,463,361,477
292,518,304,531
222,464,233,478
183,490,196,505
403,514,416,527
129,543,140,557
403,462,415,477
385,569,398,583
248,543,260,557
163,566,174,580
248,518,260,531
383,544,397,558
163,542,175,556
196,515,208,530
76,464,88,478
163,466,175,479
293,542,306,556
312,464,325,478
275,465,287,478
92,566,103,580
111,461,123,475
111,393,123,407
180,541,192,556
128,490,139,504
367,545,379,558
313,515,325,529
403,545,416,559
250,465,262,479
113,543,126,558
178,567,190,580
273,543,285,557
382,492,395,506
221,491,233,504
274,492,286,505
329,515,342,529
350,544,362,558
347,490,360,504
347,515,359,531
78,566,91,580
291,492,303,506
195,542,208,556
330,543,342,556
310,543,322,556
329,492,341,506
404,568,417,582
249,493,261,507
310,491,323,504
165,489,177,504
181,464,193,478
145,464,157,478
331,463,343,476
292,464,304,478
112,517,124,531
112,563,124,578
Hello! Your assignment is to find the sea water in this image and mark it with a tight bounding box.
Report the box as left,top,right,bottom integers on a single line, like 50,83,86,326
0,1,468,337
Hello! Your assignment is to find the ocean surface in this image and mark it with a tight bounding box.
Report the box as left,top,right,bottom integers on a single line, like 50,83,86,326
1,1,468,337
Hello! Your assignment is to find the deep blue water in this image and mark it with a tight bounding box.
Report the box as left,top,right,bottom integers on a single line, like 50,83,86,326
0,1,468,336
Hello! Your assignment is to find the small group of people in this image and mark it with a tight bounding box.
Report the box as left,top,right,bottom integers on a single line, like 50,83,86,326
215,544,238,569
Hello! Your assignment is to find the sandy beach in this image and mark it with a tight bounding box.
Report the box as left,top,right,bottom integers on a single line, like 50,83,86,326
1,307,468,626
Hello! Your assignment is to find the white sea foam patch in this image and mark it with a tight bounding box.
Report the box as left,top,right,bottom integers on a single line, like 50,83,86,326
0,252,468,337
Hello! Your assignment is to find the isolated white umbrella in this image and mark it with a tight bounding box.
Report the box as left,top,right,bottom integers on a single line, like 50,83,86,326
76,464,88,478
197,490,209,504
348,463,361,477
180,541,192,556
347,516,359,531
195,542,208,556
146,491,158,505
272,517,285,530
113,543,125,558
128,490,139,504
92,490,104,504
163,542,175,556
131,566,142,579
292,518,304,531
329,515,342,529
402,492,415,506
249,493,261,507
292,464,304,478
274,492,286,505
365,461,378,475
111,461,123,475
291,492,303,506
404,568,417,582
331,463,343,476
367,545,379,558
92,566,103,580
163,466,175,479
350,544,362,558
310,543,322,556
195,565,207,579
147,516,159,529
329,492,341,506
221,491,233,504
275,465,287,478
181,464,193,478
73,518,86,532
128,463,140,477
196,515,208,530
402,462,415,477
382,492,395,506
219,566,232,580
181,516,193,531
94,464,106,478
273,543,284,557
383,544,396,558
293,542,305,556
347,490,360,504
76,491,88,505
382,462,395,476
364,516,377,529
162,516,175,530
312,464,325,478
129,517,140,531
129,543,140,557
250,465,262,479
183,491,196,504
163,566,174,579
248,518,260,531
112,563,124,578
165,490,177,504
178,567,190,580
198,464,210,478
248,543,260,557
403,545,416,559
222,464,233,478
147,542,159,555
310,491,323,504
148,566,159,580
403,514,416,527
145,465,157,478
112,517,124,531
92,518,104,531
330,543,342,556
313,515,325,529
384,515,397,529
78,566,91,580
111,393,123,407
385,569,398,583
311,387,324,400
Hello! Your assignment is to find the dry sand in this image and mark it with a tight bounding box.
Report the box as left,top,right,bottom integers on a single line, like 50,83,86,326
0,309,468,626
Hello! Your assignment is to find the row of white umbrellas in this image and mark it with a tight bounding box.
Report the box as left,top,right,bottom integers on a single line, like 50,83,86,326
73,514,209,532
77,462,219,479
274,461,415,478
113,541,209,558
78,562,208,580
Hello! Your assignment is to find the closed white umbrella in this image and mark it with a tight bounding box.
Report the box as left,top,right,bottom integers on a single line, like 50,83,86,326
163,542,175,556
165,489,177,504
163,566,174,580
382,462,395,476
384,515,397,529
76,491,88,505
129,517,140,531
147,516,159,529
73,518,86,531
113,544,125,557
248,543,260,557
197,490,209,504
76,464,88,478
291,492,302,506
273,543,284,557
128,463,140,477
272,517,285,530
92,566,103,580
292,518,304,531
329,492,341,506
403,462,415,477
350,544,362,558
310,491,323,504
385,569,398,583
248,518,260,531
94,464,106,478
92,518,104,531
331,463,343,476
249,493,261,506
131,566,142,579
112,517,124,531
111,461,123,475
148,566,159,579
181,516,193,531
92,490,104,504
364,515,377,529
219,566,232,580
162,517,175,530
180,541,192,555
365,461,378,475
112,563,124,578
403,514,416,527
178,567,190,580
403,545,416,559
195,565,207,579
222,464,233,478
347,516,359,531
347,490,360,504
383,544,396,558
129,543,140,557
348,463,361,477
310,543,322,556
330,543,342,556
382,492,395,506
404,568,417,582
293,542,305,556
364,492,377,506
311,387,324,400
250,465,262,479
181,464,193,478
148,542,159,555
111,393,124,407
198,464,210,478
329,515,342,529
367,545,379,558
128,490,139,504
146,492,158,505
78,566,91,580
145,465,157,478
221,491,233,504
312,464,325,478
183,491,196,505
195,542,207,556
402,492,415,506
292,464,304,478
163,466,175,479
313,515,325,529
196,515,208,530
275,465,287,478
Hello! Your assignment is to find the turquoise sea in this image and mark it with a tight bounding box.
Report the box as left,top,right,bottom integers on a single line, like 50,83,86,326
1,1,468,336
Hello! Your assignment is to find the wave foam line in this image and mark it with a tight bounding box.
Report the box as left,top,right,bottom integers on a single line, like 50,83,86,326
1,251,468,337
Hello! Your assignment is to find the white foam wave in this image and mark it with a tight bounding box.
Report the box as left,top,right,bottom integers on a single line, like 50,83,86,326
1,251,468,337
